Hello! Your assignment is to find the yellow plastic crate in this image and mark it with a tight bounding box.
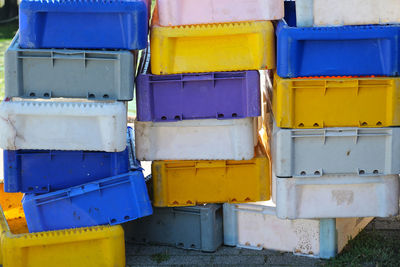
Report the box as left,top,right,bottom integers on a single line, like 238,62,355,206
152,146,271,207
150,14,275,74
0,186,125,267
273,74,400,128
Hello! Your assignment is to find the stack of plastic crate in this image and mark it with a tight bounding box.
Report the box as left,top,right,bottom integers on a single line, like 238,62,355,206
126,0,284,252
0,1,152,266
223,0,400,259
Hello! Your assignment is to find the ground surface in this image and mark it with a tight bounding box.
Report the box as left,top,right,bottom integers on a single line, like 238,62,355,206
0,13,399,267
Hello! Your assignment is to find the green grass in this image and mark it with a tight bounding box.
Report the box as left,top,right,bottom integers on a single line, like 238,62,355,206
0,20,18,99
324,230,400,267
150,252,170,264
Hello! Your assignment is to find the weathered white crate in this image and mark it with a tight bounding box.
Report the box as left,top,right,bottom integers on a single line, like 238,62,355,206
157,0,284,26
0,99,127,152
274,174,399,219
135,118,257,161
272,125,400,177
296,0,400,27
223,201,374,259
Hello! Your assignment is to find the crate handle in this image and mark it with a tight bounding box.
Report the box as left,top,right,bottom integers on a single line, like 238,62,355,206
195,162,226,169
172,208,200,215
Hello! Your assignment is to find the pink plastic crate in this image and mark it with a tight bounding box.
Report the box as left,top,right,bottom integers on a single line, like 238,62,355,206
157,0,284,26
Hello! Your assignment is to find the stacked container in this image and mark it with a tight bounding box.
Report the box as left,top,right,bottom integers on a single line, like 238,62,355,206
222,0,400,259
272,0,400,219
0,1,152,266
128,0,283,252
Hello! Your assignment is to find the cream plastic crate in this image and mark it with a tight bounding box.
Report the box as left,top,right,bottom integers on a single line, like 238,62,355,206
296,0,400,27
135,118,257,161
274,174,399,219
156,0,284,26
272,124,400,177
223,201,374,259
0,99,127,152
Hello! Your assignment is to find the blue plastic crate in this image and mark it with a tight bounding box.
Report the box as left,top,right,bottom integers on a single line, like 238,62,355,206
19,0,150,49
3,127,140,194
3,149,130,193
277,19,400,77
23,171,153,232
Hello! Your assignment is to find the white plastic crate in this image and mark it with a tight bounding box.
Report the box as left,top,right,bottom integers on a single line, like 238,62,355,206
272,125,400,177
135,118,257,161
157,0,284,26
223,201,374,259
296,0,400,27
0,99,127,152
274,174,399,219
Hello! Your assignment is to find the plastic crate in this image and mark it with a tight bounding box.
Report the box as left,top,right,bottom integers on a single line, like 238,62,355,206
5,33,135,101
272,123,400,177
0,186,125,267
135,117,257,161
23,171,153,232
276,19,400,77
151,144,270,207
19,0,149,49
275,174,399,219
223,202,373,259
0,99,127,152
3,126,137,193
296,0,400,27
136,66,261,121
273,75,400,128
156,0,284,26
151,16,275,74
125,204,223,252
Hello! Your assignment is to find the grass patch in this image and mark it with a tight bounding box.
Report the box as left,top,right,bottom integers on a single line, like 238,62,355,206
0,20,18,99
325,230,400,267
150,252,170,264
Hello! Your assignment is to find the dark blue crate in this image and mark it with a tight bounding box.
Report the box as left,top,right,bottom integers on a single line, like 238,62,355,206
19,0,150,49
4,126,140,194
23,171,153,232
277,19,400,78
3,149,130,193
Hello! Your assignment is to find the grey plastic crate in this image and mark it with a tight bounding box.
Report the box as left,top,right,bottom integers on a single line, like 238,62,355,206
5,33,135,100
272,123,400,177
124,204,223,252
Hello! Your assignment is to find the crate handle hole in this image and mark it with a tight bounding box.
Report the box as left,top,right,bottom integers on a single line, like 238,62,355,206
41,187,47,190
361,122,368,126
103,94,109,99
43,93,50,97
174,115,181,120
359,170,365,175
218,114,224,118
177,243,184,248
29,92,36,97
161,116,167,120
232,113,238,118
110,219,117,224
88,94,95,99
298,123,304,127
314,171,320,175
190,244,196,249
313,123,319,127
124,215,130,220
373,170,379,174
376,121,382,126
300,171,306,176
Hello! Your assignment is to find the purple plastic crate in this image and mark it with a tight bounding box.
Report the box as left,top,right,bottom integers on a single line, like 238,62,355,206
136,71,261,122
